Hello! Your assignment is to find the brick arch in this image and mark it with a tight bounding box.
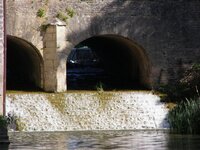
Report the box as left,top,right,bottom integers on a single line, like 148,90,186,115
6,35,44,90
66,34,151,89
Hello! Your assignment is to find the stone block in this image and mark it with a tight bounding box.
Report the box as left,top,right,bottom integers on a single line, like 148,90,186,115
45,41,56,48
56,26,67,41
44,59,54,64
44,33,55,41
46,26,56,33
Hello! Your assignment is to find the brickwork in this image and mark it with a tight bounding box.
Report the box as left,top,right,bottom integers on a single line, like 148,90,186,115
43,25,57,91
3,0,200,92
43,22,68,92
0,0,4,115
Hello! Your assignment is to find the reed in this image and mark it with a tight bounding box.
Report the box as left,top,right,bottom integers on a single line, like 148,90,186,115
168,97,200,134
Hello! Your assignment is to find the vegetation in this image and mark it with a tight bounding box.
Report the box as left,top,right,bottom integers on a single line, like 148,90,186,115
40,24,50,32
0,115,8,128
66,8,75,18
46,93,66,114
168,97,200,134
0,113,24,131
37,8,46,18
159,63,200,102
56,8,75,23
96,82,105,92
56,12,68,22
164,63,200,134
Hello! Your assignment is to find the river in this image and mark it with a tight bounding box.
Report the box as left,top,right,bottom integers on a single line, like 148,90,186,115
8,130,200,150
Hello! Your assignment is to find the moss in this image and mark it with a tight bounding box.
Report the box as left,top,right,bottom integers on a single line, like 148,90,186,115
16,119,26,131
40,24,50,32
45,0,49,5
6,90,46,94
46,93,66,113
94,92,115,109
165,102,176,110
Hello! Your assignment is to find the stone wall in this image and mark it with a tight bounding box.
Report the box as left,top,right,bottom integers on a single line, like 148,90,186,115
5,0,200,91
0,0,4,115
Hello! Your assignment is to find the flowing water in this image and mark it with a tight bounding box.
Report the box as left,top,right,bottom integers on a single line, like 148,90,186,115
8,130,200,150
6,91,169,131
6,91,194,149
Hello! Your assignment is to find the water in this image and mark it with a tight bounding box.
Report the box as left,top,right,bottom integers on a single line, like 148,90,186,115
8,130,200,150
6,92,169,131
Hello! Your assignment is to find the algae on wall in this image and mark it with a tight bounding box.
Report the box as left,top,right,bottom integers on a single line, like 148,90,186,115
94,92,115,109
6,91,169,131
46,93,67,114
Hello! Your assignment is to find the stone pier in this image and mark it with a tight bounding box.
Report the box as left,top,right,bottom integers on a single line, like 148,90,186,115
43,19,68,92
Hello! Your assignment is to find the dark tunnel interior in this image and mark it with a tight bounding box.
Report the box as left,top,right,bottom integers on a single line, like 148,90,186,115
67,35,150,90
6,36,42,91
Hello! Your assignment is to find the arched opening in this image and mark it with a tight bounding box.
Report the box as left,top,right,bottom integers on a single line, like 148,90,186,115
67,35,151,90
6,35,43,91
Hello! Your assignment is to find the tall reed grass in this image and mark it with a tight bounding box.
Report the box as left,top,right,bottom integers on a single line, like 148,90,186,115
168,97,200,134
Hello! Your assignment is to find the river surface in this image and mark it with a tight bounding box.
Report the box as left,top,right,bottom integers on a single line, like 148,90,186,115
8,130,200,150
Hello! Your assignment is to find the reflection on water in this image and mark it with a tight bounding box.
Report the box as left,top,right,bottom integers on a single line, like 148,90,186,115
8,130,200,150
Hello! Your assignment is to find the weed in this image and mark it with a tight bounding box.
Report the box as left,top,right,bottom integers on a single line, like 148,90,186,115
37,8,46,18
96,82,104,92
56,12,68,22
39,24,50,32
66,8,75,18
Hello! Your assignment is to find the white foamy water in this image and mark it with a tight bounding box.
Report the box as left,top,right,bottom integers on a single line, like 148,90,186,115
6,91,169,131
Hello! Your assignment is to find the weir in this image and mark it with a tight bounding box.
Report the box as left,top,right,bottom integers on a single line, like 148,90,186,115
6,91,169,131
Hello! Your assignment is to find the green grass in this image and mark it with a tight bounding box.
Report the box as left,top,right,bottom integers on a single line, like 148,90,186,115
37,8,46,18
56,12,68,22
168,97,200,134
66,8,75,18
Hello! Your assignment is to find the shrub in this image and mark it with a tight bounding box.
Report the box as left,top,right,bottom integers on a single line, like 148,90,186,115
180,63,200,97
158,83,191,102
158,63,200,102
0,115,8,128
168,97,200,134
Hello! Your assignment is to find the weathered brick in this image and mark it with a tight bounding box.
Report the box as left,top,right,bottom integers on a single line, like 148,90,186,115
3,0,200,93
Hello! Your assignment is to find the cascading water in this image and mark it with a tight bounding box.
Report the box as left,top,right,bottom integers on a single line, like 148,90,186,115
6,91,169,131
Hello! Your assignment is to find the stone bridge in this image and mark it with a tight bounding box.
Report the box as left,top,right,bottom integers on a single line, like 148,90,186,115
2,0,200,94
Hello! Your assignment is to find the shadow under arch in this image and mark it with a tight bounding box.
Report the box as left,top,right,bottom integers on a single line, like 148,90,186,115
67,34,151,90
6,35,44,91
